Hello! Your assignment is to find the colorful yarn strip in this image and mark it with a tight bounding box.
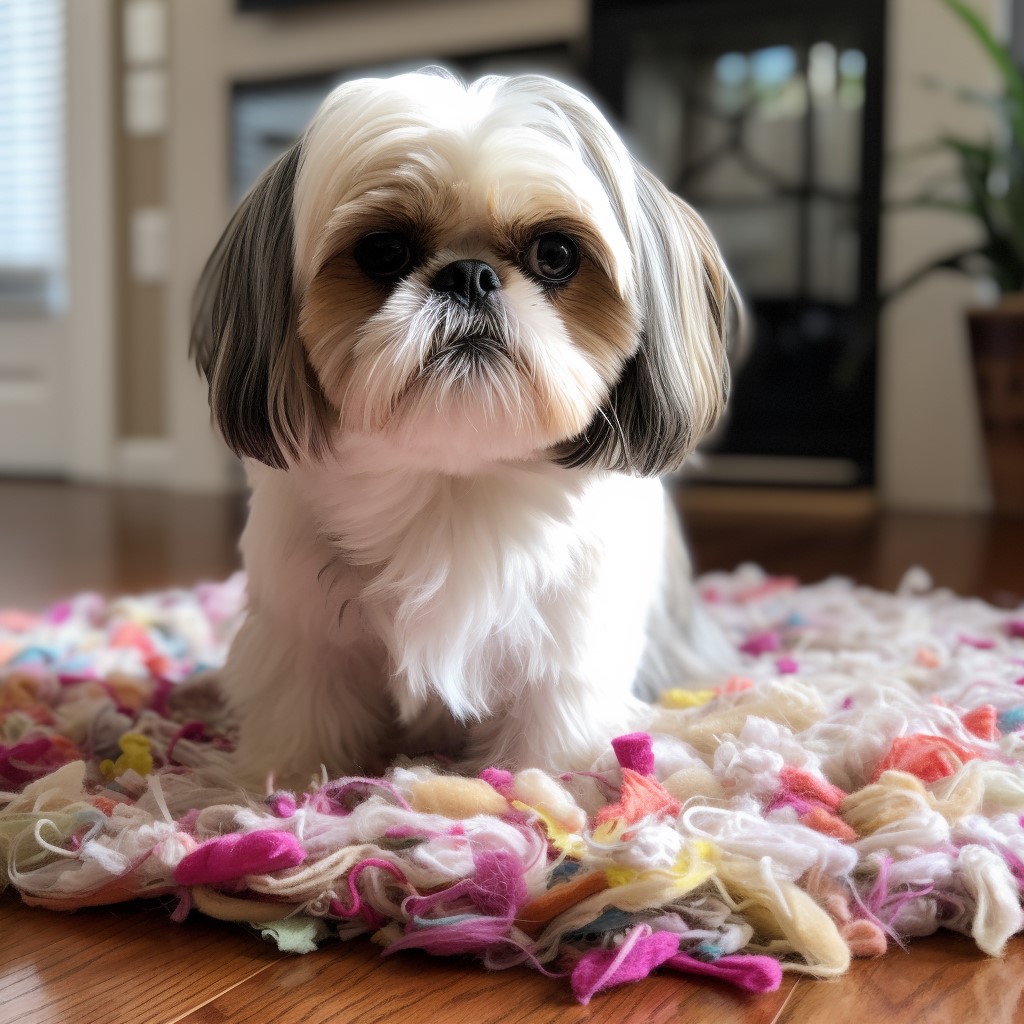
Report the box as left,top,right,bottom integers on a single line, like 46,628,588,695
174,831,307,886
2,566,1024,1005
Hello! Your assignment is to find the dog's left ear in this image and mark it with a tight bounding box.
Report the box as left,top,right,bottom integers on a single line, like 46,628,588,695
190,144,331,469
558,165,737,476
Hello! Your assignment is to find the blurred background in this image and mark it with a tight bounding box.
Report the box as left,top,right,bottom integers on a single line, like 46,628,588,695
1,0,1022,606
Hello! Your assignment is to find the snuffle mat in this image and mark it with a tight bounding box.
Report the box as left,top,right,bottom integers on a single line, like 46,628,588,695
3,566,1024,1005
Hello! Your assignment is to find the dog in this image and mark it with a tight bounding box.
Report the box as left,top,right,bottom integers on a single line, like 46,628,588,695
191,71,736,790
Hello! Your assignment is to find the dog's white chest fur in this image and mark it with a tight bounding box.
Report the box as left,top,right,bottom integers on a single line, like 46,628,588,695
231,442,670,783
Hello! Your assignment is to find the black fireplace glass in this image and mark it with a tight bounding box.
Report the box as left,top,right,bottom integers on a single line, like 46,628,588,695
593,0,886,488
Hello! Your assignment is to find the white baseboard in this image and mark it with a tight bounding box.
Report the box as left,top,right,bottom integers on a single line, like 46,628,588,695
114,437,175,487
114,437,243,492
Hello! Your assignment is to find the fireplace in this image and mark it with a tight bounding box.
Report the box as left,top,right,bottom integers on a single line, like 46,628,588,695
592,0,887,488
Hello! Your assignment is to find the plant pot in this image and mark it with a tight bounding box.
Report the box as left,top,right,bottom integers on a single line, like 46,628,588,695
967,299,1024,517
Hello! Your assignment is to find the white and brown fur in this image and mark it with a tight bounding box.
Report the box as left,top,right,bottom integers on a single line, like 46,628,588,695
192,71,737,790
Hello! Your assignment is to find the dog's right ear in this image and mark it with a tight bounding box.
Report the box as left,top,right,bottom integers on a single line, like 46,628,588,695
190,144,330,469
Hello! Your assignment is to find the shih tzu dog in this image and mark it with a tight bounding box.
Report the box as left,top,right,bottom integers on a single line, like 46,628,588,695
192,71,736,790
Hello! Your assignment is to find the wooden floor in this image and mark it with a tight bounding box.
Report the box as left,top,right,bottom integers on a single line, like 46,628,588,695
2,478,1024,1024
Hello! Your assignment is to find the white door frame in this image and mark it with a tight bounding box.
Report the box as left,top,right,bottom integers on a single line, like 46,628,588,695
65,0,235,492
163,0,238,494
64,0,117,483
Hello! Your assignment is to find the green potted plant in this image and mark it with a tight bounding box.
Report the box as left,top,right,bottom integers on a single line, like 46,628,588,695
894,0,1024,515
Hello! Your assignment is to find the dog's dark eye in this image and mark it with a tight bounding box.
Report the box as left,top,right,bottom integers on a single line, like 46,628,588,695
354,232,414,280
526,232,580,285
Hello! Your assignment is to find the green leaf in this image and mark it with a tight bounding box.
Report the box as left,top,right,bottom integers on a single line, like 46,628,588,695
938,134,996,162
919,74,1006,112
892,2,1024,296
881,245,990,305
938,0,1024,147
887,195,974,215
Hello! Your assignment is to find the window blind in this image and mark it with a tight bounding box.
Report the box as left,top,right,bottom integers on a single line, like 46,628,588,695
0,0,65,313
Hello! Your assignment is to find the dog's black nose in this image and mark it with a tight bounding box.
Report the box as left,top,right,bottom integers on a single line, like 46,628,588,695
431,260,501,308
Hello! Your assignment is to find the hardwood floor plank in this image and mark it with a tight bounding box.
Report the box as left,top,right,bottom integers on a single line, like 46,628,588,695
174,938,799,1024
679,501,1024,606
776,934,1024,1024
0,896,282,1024
0,480,243,610
6,889,1023,1024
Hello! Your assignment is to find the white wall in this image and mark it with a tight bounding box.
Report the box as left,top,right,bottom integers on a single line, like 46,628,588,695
66,0,118,482
880,0,999,511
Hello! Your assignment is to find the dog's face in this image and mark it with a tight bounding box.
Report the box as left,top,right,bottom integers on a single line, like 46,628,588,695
295,78,639,468
193,72,734,475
